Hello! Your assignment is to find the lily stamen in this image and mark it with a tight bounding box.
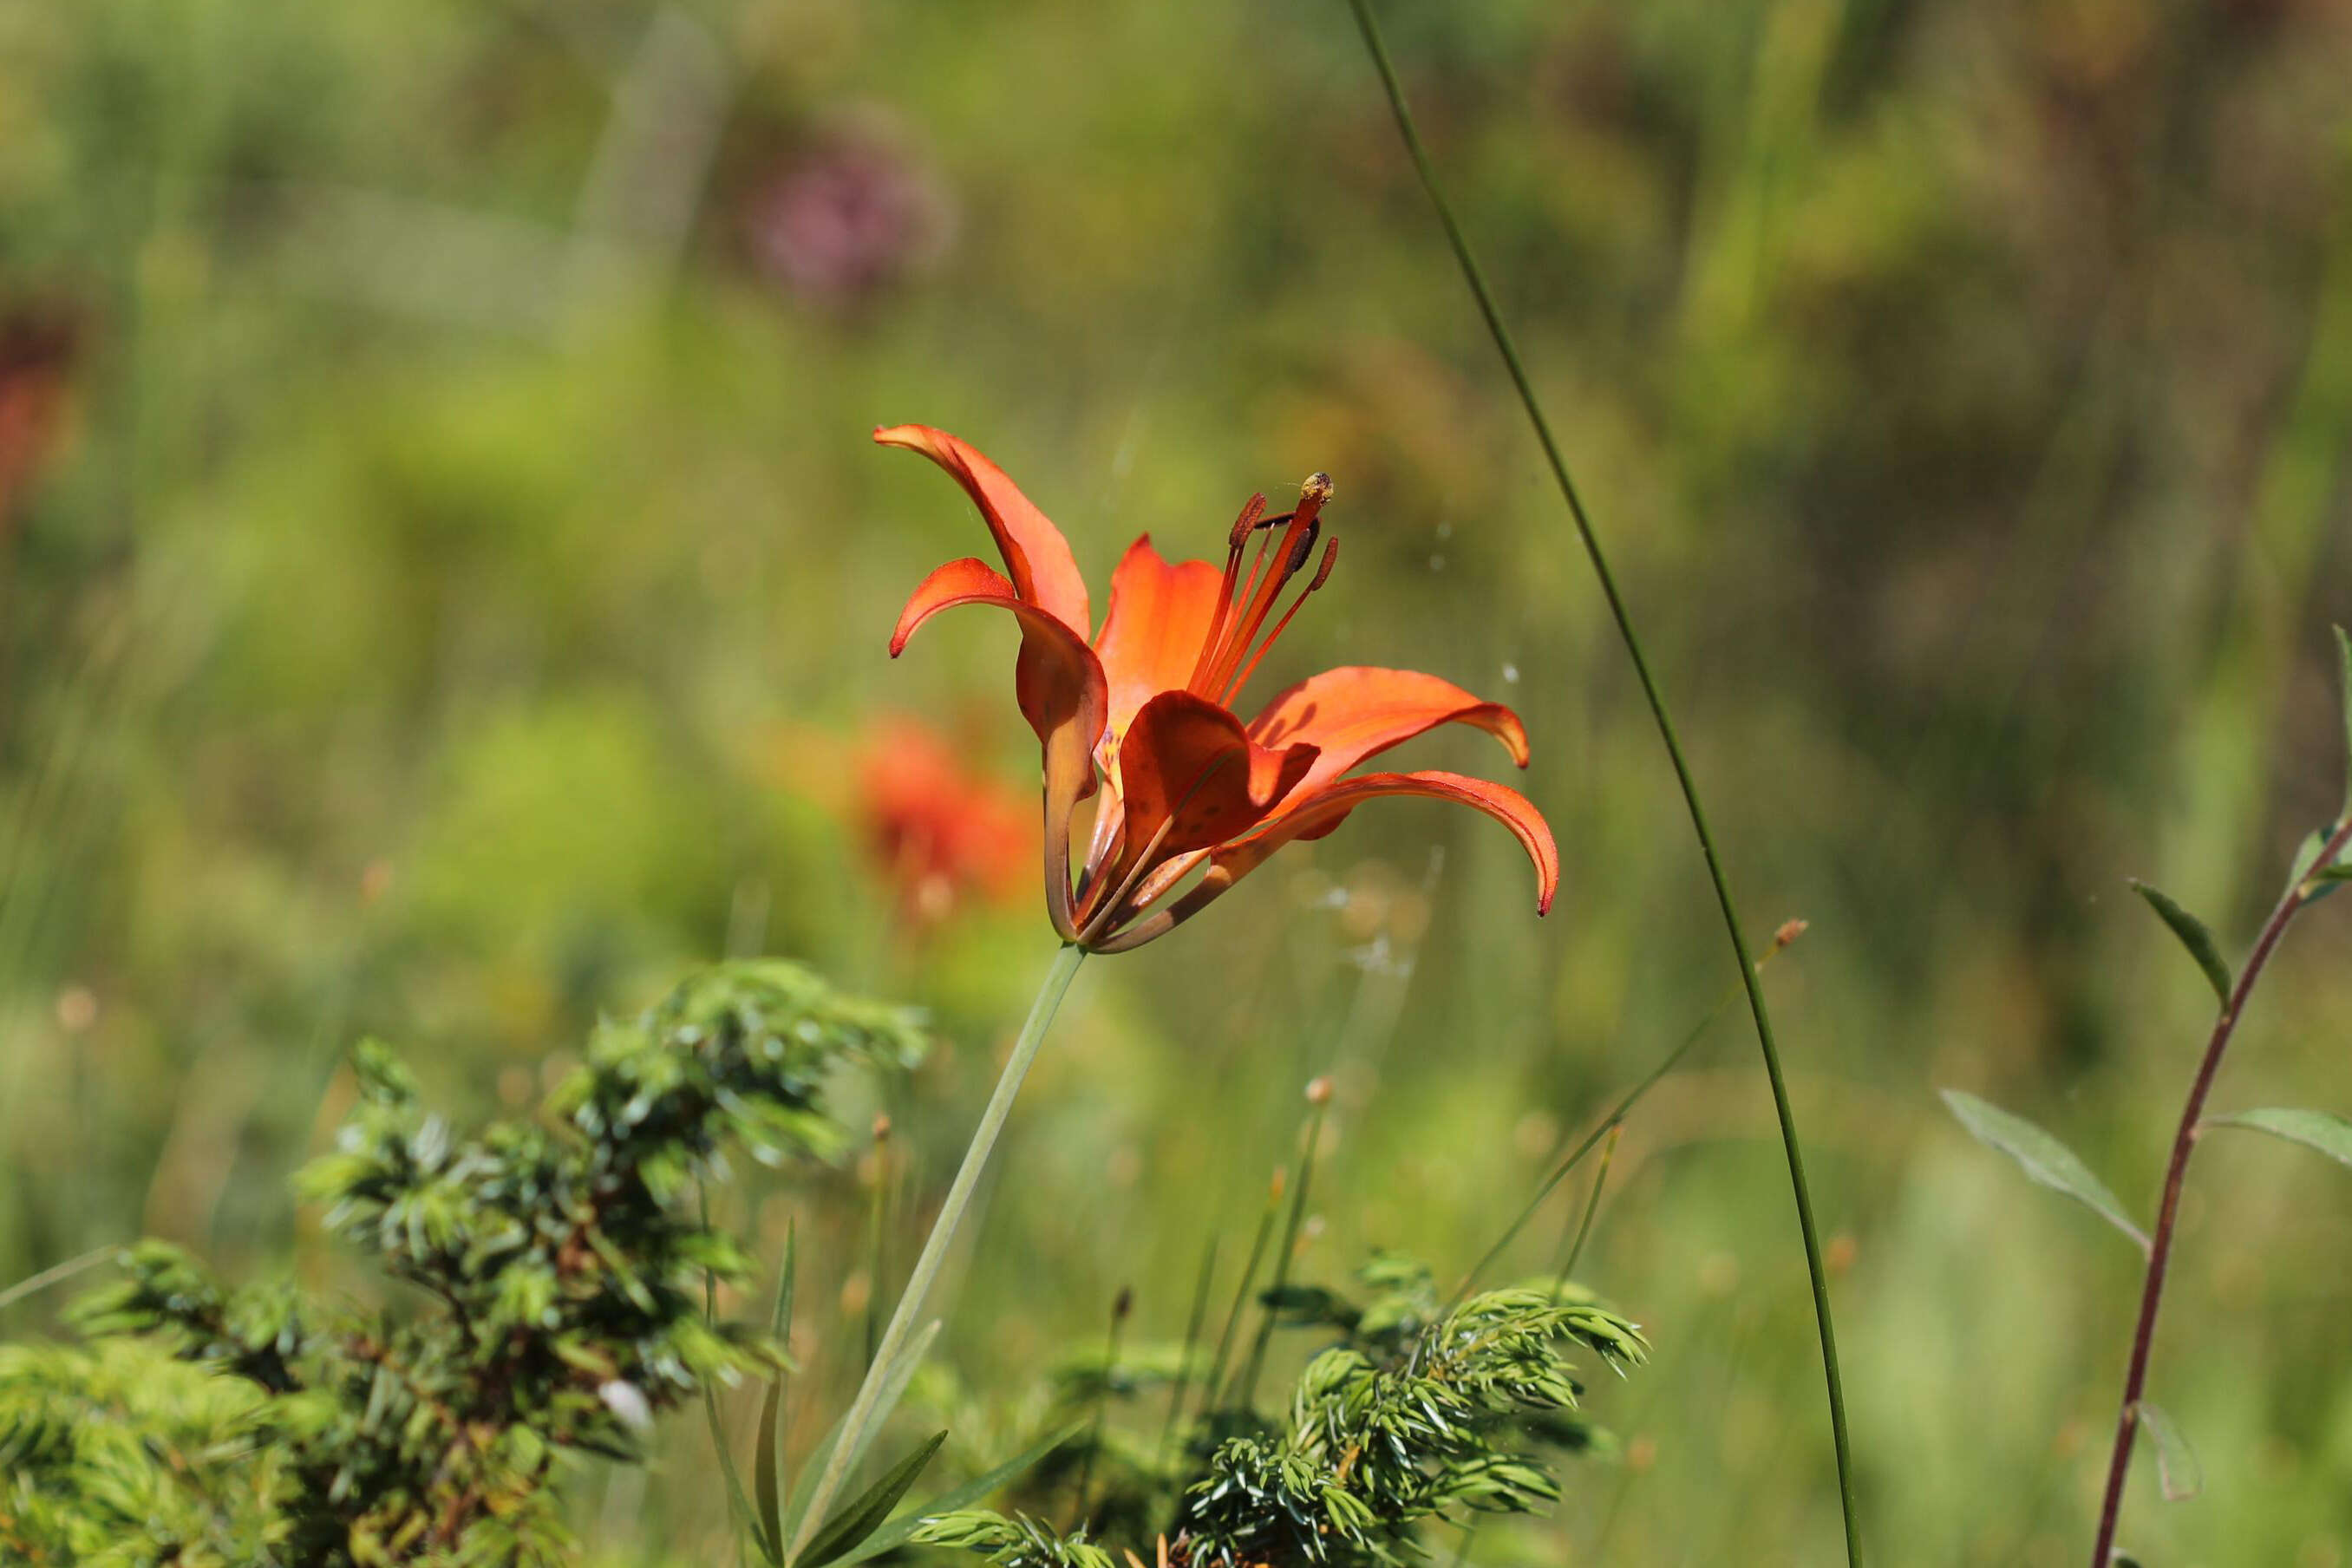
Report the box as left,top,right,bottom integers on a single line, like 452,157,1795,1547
1221,535,1340,707
1196,476,1331,699
1073,748,1243,944
1192,501,1287,693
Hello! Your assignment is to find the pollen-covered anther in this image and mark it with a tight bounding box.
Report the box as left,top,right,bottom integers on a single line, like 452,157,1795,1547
1227,493,1269,553
1300,471,1335,506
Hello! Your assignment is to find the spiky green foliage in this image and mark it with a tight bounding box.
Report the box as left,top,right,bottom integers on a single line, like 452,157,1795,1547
0,1337,279,1566
917,1254,1646,1568
21,959,920,1568
915,1512,1122,1568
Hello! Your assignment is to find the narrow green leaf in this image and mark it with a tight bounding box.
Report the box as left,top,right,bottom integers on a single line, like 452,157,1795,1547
770,1221,800,1341
2127,881,2231,1007
778,1321,940,1549
2205,1107,2352,1171
1939,1090,2148,1250
755,1384,787,1563
755,1225,799,1565
836,1318,937,1480
703,1385,768,1563
794,1430,948,1568
823,1422,1084,1568
2138,1401,2202,1501
2336,624,2352,817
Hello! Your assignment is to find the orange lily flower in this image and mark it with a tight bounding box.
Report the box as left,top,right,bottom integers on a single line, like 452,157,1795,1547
879,424,1557,953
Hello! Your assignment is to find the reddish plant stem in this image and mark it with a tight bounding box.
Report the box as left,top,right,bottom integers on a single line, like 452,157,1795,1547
2088,817,2352,1566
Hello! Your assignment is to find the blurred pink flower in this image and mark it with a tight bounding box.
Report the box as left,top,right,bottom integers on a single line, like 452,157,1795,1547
743,114,952,302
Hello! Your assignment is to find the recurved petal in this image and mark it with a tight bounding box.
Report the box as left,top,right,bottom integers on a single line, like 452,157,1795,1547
1093,535,1223,742
1096,767,1556,951
875,425,1093,636
1115,689,1316,865
1214,769,1558,913
890,556,1109,794
1246,667,1529,810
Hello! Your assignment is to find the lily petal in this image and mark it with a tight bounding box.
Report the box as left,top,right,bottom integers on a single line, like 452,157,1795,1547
1092,768,1555,953
891,557,1107,755
875,425,1092,636
1093,535,1224,745
1114,690,1318,867
889,556,1110,941
1246,667,1528,809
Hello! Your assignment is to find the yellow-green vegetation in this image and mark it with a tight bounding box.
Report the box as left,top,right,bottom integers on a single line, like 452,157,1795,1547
5,3,2352,1565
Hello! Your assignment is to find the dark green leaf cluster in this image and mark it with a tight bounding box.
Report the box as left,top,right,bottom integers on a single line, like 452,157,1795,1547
36,959,921,1567
921,1255,1646,1568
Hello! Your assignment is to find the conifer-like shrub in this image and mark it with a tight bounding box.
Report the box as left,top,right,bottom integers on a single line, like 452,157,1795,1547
917,1255,1648,1568
0,960,923,1567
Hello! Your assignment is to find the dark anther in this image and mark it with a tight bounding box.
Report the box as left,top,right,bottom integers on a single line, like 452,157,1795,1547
1306,536,1339,591
1284,518,1323,578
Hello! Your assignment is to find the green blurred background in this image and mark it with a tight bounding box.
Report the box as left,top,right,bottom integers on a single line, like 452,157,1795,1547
4,0,2352,1562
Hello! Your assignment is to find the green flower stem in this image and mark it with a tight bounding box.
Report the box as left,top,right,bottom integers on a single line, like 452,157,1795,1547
1341,3,1863,1560
785,941,1087,1563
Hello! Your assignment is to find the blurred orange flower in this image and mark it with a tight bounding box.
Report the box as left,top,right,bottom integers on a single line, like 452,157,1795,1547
0,305,78,532
879,424,1556,952
854,715,1033,924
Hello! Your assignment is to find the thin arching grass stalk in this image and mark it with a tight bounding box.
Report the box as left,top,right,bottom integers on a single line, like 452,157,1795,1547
0,1244,117,1316
1075,1286,1132,1524
1554,1124,1622,1294
862,1114,893,1369
786,941,1087,1562
1194,1173,1281,1429
1340,4,1862,1557
1454,921,1803,1305
1234,1081,1330,1411
2087,817,2352,1568
1156,1237,1219,1473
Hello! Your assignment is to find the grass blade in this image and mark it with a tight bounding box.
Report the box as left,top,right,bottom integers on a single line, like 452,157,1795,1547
780,1319,941,1550
794,1429,947,1568
1337,7,1863,1554
824,1421,1084,1568
755,1224,799,1563
704,1384,768,1562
